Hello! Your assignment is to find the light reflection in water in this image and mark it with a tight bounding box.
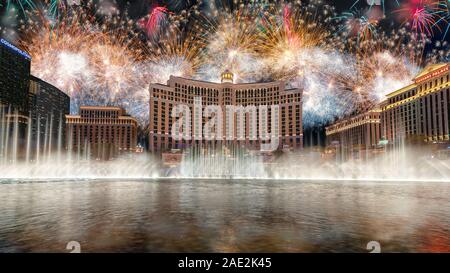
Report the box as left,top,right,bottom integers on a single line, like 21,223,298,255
0,179,449,252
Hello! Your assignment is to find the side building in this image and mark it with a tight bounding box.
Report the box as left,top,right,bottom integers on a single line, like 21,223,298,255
381,63,449,146
0,39,31,160
325,108,382,160
149,71,303,152
66,106,138,159
326,63,450,160
29,75,70,155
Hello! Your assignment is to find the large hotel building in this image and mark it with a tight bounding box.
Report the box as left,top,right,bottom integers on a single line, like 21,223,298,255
381,63,449,143
149,71,303,152
326,63,450,158
66,106,138,158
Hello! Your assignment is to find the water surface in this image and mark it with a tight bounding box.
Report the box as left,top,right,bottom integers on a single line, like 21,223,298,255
0,179,449,252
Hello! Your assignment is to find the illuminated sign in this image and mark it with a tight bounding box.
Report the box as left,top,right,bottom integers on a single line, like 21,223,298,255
0,39,32,60
415,65,449,84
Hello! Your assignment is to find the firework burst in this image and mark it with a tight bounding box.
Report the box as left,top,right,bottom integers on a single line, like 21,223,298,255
194,1,270,82
395,0,441,39
433,0,450,39
138,6,172,38
259,2,335,79
10,0,449,128
19,4,146,121
143,26,204,84
351,0,400,15
2,0,37,16
336,7,381,45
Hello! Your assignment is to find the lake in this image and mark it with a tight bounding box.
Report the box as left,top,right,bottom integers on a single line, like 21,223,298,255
0,179,449,252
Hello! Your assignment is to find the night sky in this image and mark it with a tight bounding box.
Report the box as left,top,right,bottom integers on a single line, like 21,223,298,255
1,1,449,147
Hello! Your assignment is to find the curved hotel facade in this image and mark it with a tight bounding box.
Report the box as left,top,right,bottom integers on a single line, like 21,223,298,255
149,72,303,152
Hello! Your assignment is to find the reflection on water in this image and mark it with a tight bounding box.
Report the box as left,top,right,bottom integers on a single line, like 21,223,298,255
0,179,449,253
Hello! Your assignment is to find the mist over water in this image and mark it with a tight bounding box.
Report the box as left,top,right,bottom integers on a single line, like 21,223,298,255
0,146,449,181
1,102,449,181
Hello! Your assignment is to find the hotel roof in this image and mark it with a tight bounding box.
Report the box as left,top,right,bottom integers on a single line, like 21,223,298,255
385,62,449,98
79,106,124,110
413,63,448,80
151,75,300,92
326,107,381,130
169,75,286,86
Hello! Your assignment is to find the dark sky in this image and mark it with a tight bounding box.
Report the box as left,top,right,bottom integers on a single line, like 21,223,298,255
117,0,446,40
1,0,446,42
120,0,384,17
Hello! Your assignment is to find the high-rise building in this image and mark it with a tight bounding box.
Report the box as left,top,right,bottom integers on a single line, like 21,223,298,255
66,106,138,159
149,71,303,152
0,38,31,116
29,76,70,153
0,39,32,160
381,63,449,144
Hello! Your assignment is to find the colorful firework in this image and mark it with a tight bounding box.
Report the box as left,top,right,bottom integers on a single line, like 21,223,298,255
46,0,71,18
351,0,400,15
143,26,204,84
18,4,147,122
335,7,380,44
329,24,427,113
433,0,450,39
259,2,337,79
3,0,36,16
412,6,438,36
138,6,172,38
395,0,441,38
11,0,449,128
196,0,269,82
